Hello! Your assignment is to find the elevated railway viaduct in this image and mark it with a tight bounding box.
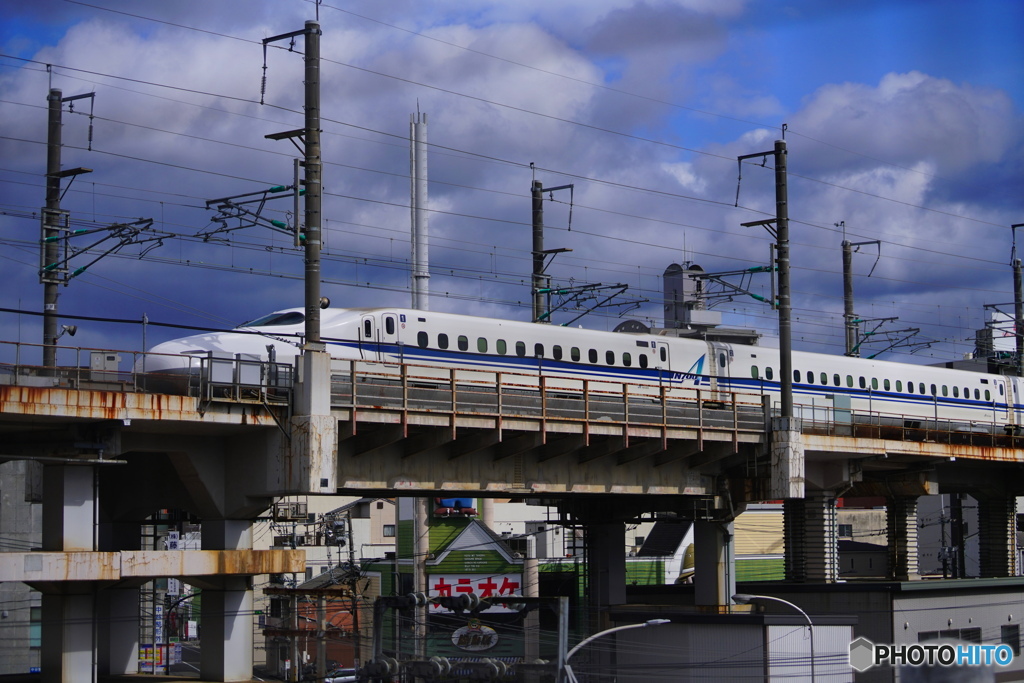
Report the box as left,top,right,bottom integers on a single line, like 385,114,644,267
1,348,1021,681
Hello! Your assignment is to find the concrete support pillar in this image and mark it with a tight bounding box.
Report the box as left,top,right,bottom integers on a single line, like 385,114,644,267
97,587,140,675
201,578,255,682
41,465,98,683
586,523,626,617
977,495,1017,578
886,496,920,580
523,545,540,682
201,520,256,681
693,520,735,608
41,592,96,683
784,490,838,582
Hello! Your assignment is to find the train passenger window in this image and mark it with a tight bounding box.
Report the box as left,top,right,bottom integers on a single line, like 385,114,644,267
930,384,937,396
794,370,801,382
623,352,632,367
807,371,814,384
660,347,667,362
478,338,488,353
516,341,526,357
859,377,866,389
363,319,373,338
964,387,969,399
751,366,759,379
941,385,948,397
847,375,854,388
417,331,429,348
821,372,828,384
553,345,563,360
919,383,926,394
385,316,396,335
605,350,615,365
497,339,507,355
907,382,914,393
833,374,840,386
458,335,469,351
639,355,648,369
571,347,581,362
974,388,980,400
953,386,959,398
589,349,598,363
986,390,992,401
884,379,890,391
871,378,878,390
535,343,544,357
766,367,774,380
896,380,902,392
438,334,449,350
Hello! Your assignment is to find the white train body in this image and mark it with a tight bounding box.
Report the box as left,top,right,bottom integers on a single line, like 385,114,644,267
142,307,1022,432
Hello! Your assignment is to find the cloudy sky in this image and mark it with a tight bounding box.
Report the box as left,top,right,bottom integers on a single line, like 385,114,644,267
1,0,1022,366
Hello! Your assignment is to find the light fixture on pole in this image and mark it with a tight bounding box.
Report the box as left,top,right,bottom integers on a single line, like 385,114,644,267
563,618,671,683
733,593,815,682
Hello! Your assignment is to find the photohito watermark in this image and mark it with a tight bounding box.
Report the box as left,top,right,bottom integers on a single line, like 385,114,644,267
848,637,1014,672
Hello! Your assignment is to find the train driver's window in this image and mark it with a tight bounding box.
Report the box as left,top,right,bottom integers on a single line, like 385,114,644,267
751,366,759,379
639,355,648,369
589,349,598,363
553,345,563,360
417,331,428,348
438,333,449,350
623,353,632,367
458,335,469,351
516,341,526,357
571,347,581,362
535,343,544,357
478,338,488,353
496,339,507,355
766,367,774,380
605,350,615,365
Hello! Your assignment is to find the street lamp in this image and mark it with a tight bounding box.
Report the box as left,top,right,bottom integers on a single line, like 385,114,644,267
563,618,671,683
733,593,815,682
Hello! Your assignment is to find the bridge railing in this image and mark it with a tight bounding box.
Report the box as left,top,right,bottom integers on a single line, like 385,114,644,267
328,358,769,435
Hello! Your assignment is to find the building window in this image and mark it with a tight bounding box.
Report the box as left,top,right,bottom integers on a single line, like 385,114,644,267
1002,624,1020,656
838,524,853,538
383,524,396,537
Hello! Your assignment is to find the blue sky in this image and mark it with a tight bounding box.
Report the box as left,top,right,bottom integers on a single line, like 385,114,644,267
0,0,1022,365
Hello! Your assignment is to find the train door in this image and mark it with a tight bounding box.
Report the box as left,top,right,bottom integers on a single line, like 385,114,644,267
381,312,401,362
359,314,379,361
652,341,669,371
1005,376,1020,431
708,341,732,401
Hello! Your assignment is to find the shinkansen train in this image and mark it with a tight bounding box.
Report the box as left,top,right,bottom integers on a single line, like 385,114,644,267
140,306,1023,433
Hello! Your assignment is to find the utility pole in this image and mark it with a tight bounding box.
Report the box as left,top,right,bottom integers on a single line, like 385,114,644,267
1012,224,1024,376
530,176,573,323
42,88,93,369
840,233,881,357
264,21,324,349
